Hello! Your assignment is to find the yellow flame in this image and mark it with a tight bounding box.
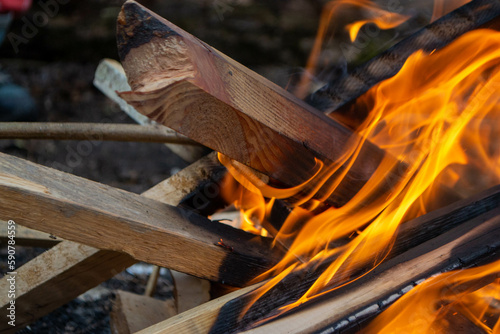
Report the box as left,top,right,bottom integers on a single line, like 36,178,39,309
218,27,500,325
293,0,410,99
362,259,500,333
346,12,410,42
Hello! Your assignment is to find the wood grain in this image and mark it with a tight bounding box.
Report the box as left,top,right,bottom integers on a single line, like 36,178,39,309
0,152,226,332
0,152,280,286
93,58,210,162
116,0,407,207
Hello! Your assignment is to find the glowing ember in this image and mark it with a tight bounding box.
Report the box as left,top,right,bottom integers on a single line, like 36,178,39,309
218,25,500,330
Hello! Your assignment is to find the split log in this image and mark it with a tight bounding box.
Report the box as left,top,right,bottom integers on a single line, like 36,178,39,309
0,152,224,332
0,122,200,145
110,290,177,334
0,152,280,286
131,185,500,333
93,58,210,162
306,0,500,123
116,0,409,208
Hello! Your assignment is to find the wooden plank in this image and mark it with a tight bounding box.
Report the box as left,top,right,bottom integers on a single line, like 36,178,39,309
0,152,280,286
110,290,177,334
0,152,239,332
306,0,500,119
0,220,61,248
116,0,409,208
93,58,210,163
126,185,500,334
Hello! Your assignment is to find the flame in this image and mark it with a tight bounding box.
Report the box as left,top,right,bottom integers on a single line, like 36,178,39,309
346,11,410,42
293,0,410,98
362,259,500,333
218,27,500,326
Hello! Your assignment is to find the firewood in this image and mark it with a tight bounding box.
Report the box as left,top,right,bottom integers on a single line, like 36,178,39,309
110,290,177,334
0,122,200,145
93,58,210,162
0,152,280,287
307,0,500,124
130,185,500,334
116,0,410,208
0,152,224,332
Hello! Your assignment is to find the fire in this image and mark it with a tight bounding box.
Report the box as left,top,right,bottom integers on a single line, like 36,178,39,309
362,259,500,333
293,0,471,99
293,0,410,99
218,26,500,329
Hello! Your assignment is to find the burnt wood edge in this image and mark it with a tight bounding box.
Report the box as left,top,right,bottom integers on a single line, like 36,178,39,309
207,185,500,332
0,152,281,287
314,211,500,334
306,0,500,114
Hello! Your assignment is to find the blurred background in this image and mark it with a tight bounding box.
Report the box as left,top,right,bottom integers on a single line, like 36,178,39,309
0,0,439,193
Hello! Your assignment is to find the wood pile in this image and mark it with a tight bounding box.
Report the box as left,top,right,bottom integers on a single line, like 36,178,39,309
1,0,500,333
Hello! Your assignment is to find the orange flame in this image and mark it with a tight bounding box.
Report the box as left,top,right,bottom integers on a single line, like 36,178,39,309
293,0,410,99
346,11,410,42
218,27,500,325
362,259,500,333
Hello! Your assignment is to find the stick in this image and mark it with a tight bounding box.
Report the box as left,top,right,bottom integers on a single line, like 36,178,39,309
306,0,500,117
144,266,161,297
116,0,410,208
0,152,280,286
0,122,201,145
0,152,224,332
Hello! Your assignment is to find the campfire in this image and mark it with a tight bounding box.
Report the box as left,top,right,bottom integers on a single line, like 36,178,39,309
1,0,500,333
117,0,500,332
